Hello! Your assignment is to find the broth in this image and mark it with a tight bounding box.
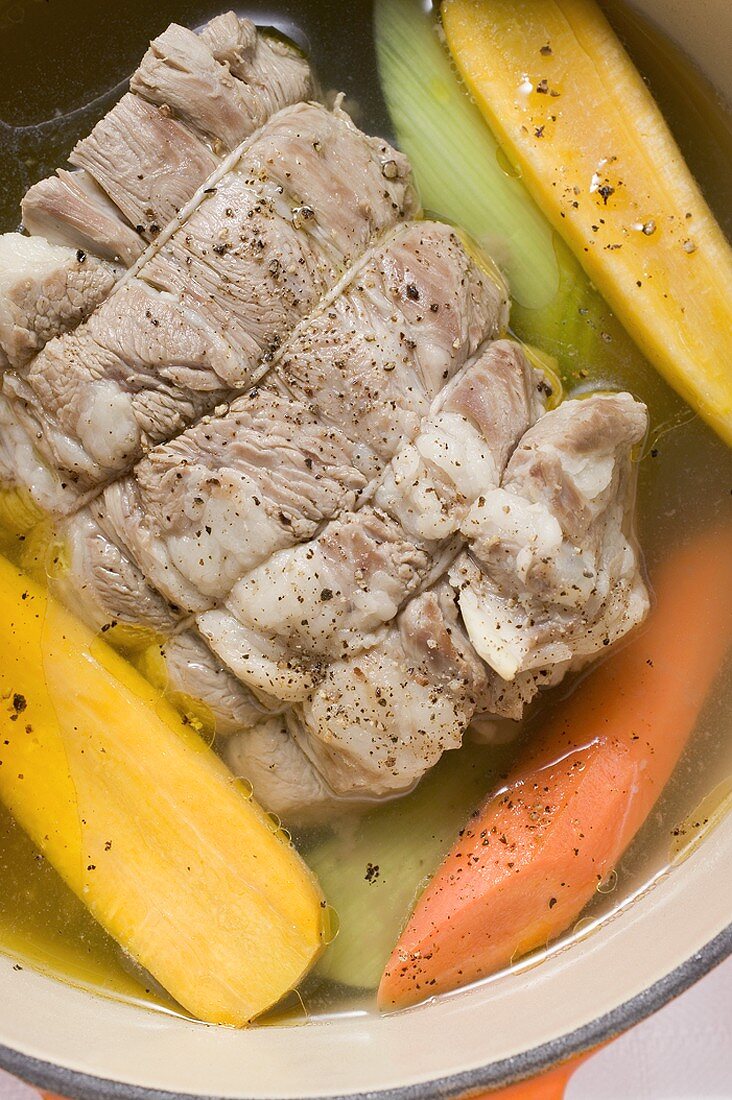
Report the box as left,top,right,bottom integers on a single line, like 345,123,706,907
0,0,730,1023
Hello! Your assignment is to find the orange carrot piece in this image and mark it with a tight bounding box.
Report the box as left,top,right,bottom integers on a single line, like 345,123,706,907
379,524,732,1008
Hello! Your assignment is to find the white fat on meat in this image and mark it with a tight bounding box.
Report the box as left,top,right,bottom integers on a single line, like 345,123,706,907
100,389,371,613
84,222,505,618
200,340,542,703
291,581,487,798
239,391,650,811
373,339,545,541
1,278,235,506
453,392,650,714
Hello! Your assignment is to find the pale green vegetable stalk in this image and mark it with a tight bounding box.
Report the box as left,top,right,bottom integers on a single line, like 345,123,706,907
309,743,508,990
309,11,691,991
374,0,681,419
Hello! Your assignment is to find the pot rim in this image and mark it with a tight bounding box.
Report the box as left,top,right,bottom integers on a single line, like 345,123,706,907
1,923,730,1100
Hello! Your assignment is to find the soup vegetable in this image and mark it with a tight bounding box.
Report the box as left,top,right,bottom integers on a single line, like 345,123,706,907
0,0,730,1025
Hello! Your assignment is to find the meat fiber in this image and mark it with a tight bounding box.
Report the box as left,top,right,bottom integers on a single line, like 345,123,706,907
270,221,509,463
223,392,648,815
22,170,147,267
68,94,218,242
1,102,416,513
291,581,487,798
44,506,183,642
454,392,649,716
99,389,372,613
132,15,313,151
19,222,505,727
0,31,652,825
2,279,236,511
140,102,418,383
16,13,315,361
222,717,338,824
25,14,313,258
199,340,541,704
139,631,277,736
96,222,504,614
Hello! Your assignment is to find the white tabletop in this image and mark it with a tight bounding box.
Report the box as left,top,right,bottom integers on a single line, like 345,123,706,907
1,957,730,1099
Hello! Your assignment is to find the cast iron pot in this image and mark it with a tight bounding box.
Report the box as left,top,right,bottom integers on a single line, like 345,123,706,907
0,0,729,1095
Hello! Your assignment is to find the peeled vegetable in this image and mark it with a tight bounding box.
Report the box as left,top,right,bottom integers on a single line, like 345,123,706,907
0,555,327,1025
442,0,732,445
379,524,732,1008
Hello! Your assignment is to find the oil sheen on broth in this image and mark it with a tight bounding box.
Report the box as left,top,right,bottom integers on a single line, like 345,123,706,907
0,0,730,1022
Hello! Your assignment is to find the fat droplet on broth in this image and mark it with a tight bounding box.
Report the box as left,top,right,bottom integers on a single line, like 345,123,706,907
44,539,70,582
231,775,254,801
496,145,522,179
321,904,340,946
596,868,619,895
509,939,549,973
259,984,309,1027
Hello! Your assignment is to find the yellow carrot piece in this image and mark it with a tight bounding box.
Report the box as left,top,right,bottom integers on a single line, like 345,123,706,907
442,0,732,445
0,555,326,1025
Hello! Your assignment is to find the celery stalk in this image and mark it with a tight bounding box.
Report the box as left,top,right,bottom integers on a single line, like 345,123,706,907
374,0,681,419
